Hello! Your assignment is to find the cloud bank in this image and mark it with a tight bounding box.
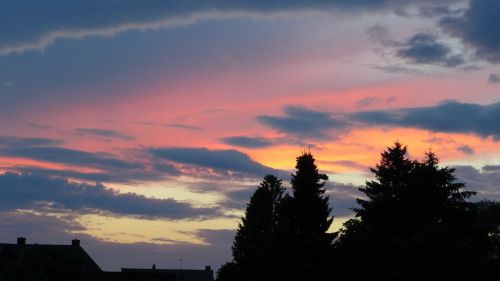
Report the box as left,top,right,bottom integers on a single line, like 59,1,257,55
0,172,220,219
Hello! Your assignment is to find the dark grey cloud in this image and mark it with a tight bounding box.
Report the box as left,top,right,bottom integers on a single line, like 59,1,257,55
454,165,500,201
0,172,220,219
440,0,500,63
258,106,346,140
221,136,273,148
355,96,396,108
482,165,500,172
367,24,399,47
353,100,500,139
458,145,474,155
395,33,465,67
355,96,379,108
0,211,86,245
149,147,281,177
0,0,398,55
369,23,468,69
0,135,61,147
371,64,426,75
0,146,143,170
75,128,135,141
0,137,178,183
164,123,203,130
489,73,500,83
27,122,53,130
326,182,364,217
418,5,465,18
10,166,173,184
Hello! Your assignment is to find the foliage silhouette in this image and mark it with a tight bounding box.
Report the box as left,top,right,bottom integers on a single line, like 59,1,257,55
216,262,239,281
232,175,284,281
218,153,335,281
335,142,498,281
277,152,335,281
218,143,500,281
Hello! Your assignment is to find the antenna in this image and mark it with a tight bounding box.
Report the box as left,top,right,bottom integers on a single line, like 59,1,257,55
179,258,183,281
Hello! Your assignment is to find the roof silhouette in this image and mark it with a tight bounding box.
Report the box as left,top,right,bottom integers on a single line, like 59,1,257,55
0,238,102,281
0,237,214,281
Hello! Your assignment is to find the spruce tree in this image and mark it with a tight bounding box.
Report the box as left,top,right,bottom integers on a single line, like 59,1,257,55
280,152,334,281
335,142,494,281
232,175,284,281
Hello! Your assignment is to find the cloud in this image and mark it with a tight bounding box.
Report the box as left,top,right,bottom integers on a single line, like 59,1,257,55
0,146,143,170
164,123,202,130
258,106,346,140
489,73,500,83
0,136,61,147
221,136,273,148
0,137,178,183
457,145,474,155
368,24,469,69
326,181,364,217
418,5,465,18
395,33,465,67
0,0,399,56
353,100,500,139
355,96,380,108
9,166,171,184
440,0,500,63
0,211,87,245
0,172,220,219
454,165,500,201
75,128,135,141
149,147,281,177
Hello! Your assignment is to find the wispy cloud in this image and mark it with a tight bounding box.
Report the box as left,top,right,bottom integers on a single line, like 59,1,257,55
75,128,135,141
221,136,273,148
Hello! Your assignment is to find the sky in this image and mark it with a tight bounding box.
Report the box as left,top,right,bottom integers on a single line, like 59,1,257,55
1,0,500,271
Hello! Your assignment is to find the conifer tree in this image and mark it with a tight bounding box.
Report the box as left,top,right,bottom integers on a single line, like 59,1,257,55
335,142,495,281
280,152,335,281
232,175,284,281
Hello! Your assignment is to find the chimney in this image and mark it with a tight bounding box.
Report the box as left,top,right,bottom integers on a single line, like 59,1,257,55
71,239,80,246
17,237,26,245
205,266,212,272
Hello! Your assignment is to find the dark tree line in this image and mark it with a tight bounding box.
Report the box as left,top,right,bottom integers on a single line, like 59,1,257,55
217,143,500,281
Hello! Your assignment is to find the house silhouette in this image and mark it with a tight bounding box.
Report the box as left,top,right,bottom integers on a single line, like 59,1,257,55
0,237,214,281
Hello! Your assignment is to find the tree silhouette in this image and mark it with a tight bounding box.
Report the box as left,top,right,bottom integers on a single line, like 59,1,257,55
278,152,335,281
335,142,496,281
221,145,500,281
231,175,284,281
216,262,239,281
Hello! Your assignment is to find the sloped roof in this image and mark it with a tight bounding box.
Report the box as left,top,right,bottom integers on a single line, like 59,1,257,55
0,241,103,281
